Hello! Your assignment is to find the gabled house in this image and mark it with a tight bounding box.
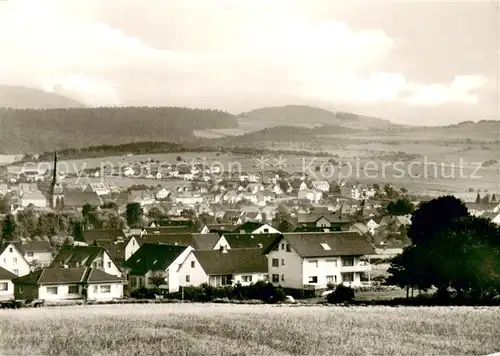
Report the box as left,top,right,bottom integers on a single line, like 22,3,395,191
123,243,193,293
0,266,18,300
50,245,122,277
60,191,103,210
84,183,110,196
125,233,198,261
222,210,244,224
127,190,156,206
12,240,53,267
20,189,48,208
178,248,268,287
297,213,351,231
216,233,279,251
81,229,127,245
365,219,380,235
311,181,330,192
200,224,238,234
155,188,170,200
12,267,124,301
264,232,375,290
0,243,31,277
233,222,280,234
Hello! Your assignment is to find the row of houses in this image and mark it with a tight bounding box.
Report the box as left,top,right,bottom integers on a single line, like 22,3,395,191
0,219,376,302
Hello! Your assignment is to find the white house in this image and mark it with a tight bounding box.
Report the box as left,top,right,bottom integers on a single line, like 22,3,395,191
365,219,380,235
124,243,193,293
12,267,124,301
264,232,375,290
0,243,31,277
0,266,17,301
155,188,170,200
178,248,268,287
20,190,48,208
12,240,53,267
84,183,110,196
312,181,330,192
491,212,500,225
50,246,122,277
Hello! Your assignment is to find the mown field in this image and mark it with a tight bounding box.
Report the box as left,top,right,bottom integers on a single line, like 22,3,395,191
0,303,499,356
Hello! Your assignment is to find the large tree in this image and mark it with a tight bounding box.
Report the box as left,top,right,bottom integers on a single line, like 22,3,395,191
1,214,18,244
386,198,414,216
387,195,500,299
126,203,143,227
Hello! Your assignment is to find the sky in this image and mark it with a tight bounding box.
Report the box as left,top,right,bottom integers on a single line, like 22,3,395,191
0,0,498,125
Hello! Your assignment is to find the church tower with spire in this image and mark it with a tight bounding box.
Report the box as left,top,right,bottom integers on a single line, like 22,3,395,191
50,151,64,209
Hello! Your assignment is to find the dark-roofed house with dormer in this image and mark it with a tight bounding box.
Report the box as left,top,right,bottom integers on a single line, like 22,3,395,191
123,243,193,293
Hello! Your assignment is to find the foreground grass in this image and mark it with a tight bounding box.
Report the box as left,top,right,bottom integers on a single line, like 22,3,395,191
0,304,499,356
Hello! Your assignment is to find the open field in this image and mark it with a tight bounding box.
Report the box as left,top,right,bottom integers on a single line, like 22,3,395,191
0,303,499,356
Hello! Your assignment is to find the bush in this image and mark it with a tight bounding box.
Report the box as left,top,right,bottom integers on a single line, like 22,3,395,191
327,284,355,304
130,287,160,299
168,282,287,303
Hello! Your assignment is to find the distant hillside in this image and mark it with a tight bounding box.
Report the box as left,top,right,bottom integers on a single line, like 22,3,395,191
238,105,396,131
0,85,86,109
0,107,238,154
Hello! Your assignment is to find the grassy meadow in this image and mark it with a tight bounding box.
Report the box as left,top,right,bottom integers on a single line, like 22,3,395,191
0,303,499,356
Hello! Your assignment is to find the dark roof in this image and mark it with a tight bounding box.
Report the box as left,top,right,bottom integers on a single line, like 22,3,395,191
14,267,87,285
191,233,221,251
297,213,351,224
50,245,106,268
82,229,127,243
264,232,375,257
135,233,198,248
153,219,193,227
234,221,263,233
63,191,102,208
193,248,268,275
89,240,126,263
86,268,123,283
0,266,18,280
204,224,238,233
0,243,24,256
221,233,278,250
13,267,121,285
11,240,52,254
142,226,195,234
123,243,189,275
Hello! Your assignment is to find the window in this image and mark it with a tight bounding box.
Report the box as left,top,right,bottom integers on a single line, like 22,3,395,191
68,285,79,294
286,244,291,252
27,252,34,257
308,276,318,284
132,240,135,246
46,286,58,295
281,258,285,266
186,275,190,283
272,274,280,283
309,260,318,268
107,262,111,268
272,258,279,267
326,259,338,268
92,262,97,268
191,261,195,268
263,228,269,233
12,258,17,264
100,285,111,293
139,278,144,287
130,277,137,288
8,247,12,253
281,243,285,250
242,275,252,283
326,275,337,284
341,272,354,282
93,286,98,293
13,269,18,275
342,257,354,267
0,283,8,291
281,274,285,282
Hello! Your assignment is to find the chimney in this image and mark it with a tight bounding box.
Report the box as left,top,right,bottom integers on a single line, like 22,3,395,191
258,243,263,248
250,235,254,239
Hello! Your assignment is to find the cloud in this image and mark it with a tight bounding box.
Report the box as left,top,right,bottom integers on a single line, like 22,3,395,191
404,75,488,106
0,0,490,112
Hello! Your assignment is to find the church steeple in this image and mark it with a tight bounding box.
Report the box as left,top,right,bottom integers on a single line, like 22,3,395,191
50,150,64,209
